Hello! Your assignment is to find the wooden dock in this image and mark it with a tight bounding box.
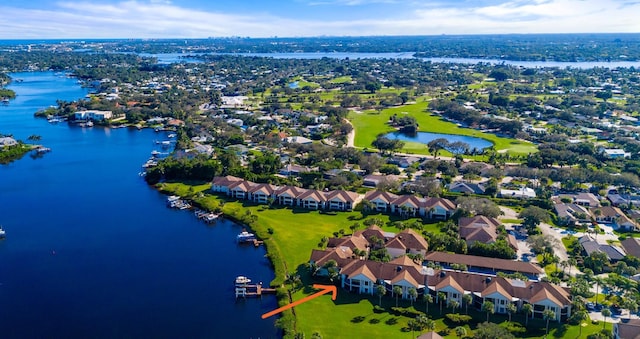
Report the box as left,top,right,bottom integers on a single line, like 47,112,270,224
235,283,276,298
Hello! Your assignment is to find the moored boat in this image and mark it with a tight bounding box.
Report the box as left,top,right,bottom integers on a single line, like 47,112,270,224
235,276,251,286
0,226,5,238
236,231,256,243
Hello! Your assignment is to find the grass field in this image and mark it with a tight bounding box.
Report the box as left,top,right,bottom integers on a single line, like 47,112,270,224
348,100,537,156
159,182,603,338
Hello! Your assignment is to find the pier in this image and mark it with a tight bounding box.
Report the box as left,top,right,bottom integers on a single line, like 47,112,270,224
235,283,277,298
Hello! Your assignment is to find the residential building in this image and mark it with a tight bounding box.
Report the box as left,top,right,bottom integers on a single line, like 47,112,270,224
614,318,640,339
424,251,543,280
554,203,592,227
499,187,536,199
74,110,113,121
0,136,18,148
621,237,640,258
458,215,518,250
579,235,626,262
448,181,486,195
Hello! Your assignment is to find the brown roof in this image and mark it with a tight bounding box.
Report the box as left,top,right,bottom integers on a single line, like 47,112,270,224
458,215,501,229
426,270,571,306
424,251,543,275
347,264,377,281
423,197,457,210
461,227,498,244
325,190,359,203
327,235,370,251
228,180,255,192
390,269,420,287
622,238,640,258
364,190,399,203
298,189,327,202
385,237,407,250
248,183,278,195
395,229,429,251
390,195,422,208
340,259,426,286
616,319,640,339
211,175,244,186
309,248,354,267
435,275,465,294
482,280,513,300
274,185,305,198
389,255,421,268
354,225,391,242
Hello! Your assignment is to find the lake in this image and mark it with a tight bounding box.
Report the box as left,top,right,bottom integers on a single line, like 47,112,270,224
0,72,279,338
143,52,640,69
385,131,493,150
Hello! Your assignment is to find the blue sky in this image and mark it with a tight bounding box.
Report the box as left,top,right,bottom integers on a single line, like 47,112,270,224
1,0,638,39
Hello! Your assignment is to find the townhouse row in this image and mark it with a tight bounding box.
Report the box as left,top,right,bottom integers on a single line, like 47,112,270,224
310,227,569,322
211,176,457,219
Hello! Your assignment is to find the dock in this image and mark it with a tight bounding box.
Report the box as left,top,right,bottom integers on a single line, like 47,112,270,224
235,283,277,298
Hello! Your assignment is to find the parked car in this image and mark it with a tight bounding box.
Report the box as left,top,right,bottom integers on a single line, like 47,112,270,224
586,302,595,311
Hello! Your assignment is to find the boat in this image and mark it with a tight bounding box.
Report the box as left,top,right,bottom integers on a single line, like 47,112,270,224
236,231,256,243
86,121,94,127
0,226,5,239
167,133,177,138
151,150,161,156
1,98,9,104
235,276,251,286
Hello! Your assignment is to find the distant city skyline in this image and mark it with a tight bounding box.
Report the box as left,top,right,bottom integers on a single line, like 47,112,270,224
1,0,639,39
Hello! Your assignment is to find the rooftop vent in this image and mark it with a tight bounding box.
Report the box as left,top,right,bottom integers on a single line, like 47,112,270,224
396,266,403,272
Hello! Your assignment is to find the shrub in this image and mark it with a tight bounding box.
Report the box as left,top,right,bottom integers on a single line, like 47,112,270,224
445,313,472,324
369,318,380,324
373,305,385,313
501,321,526,335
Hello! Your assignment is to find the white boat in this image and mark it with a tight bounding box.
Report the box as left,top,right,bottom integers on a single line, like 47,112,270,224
168,134,177,138
0,227,5,238
86,121,94,127
235,276,251,286
237,231,256,242
167,195,181,203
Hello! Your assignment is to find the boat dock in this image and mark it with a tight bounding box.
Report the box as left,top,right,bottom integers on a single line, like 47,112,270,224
235,283,277,298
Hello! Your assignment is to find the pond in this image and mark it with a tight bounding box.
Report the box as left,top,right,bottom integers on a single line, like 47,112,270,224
385,131,493,151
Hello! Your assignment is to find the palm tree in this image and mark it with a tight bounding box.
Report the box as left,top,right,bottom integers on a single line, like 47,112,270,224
521,303,533,327
408,287,418,306
375,284,386,306
593,276,603,307
438,292,447,314
574,310,588,337
482,301,495,322
393,286,403,307
462,294,473,315
506,303,517,322
449,299,460,314
543,309,556,337
454,326,467,338
423,293,433,314
601,308,611,330
626,300,638,321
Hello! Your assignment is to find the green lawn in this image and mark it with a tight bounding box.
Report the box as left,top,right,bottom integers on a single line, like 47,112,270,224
329,76,353,84
348,100,537,156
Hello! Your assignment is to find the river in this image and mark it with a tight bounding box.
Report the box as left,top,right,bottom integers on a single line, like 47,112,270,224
0,72,278,338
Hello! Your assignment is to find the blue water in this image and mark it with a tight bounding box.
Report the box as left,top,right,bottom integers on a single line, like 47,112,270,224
385,131,493,150
0,72,278,338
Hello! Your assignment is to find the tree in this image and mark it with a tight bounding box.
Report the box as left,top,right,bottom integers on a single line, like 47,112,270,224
427,138,449,159
424,293,433,314
574,310,588,337
455,326,467,338
393,285,403,307
543,309,556,337
601,308,611,330
481,301,495,322
473,322,515,339
584,251,609,274
375,284,386,306
624,299,638,321
449,299,460,314
408,314,433,338
462,294,473,315
408,287,418,306
438,291,447,314
506,302,517,323
521,303,533,327
519,206,550,230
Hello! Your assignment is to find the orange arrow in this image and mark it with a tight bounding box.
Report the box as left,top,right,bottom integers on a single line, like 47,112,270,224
261,284,337,319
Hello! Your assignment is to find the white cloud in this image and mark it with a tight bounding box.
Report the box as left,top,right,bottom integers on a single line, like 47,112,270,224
0,0,638,38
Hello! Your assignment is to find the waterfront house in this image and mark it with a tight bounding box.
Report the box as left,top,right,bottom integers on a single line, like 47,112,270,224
297,189,326,210
211,176,244,194
0,137,18,148
227,180,255,200
248,183,278,204
274,185,305,206
74,110,113,121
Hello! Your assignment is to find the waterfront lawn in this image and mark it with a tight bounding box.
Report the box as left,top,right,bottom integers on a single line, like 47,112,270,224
349,100,537,156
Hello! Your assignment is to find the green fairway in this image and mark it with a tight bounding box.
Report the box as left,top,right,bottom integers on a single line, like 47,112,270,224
348,100,537,156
